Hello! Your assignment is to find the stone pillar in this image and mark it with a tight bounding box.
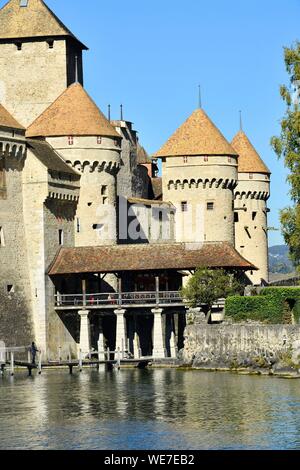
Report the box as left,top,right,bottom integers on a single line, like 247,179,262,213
152,308,165,358
78,310,91,357
114,309,127,352
97,317,105,361
133,315,140,359
170,315,177,358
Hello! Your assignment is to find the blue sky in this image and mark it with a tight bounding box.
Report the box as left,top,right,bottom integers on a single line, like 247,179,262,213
10,0,300,245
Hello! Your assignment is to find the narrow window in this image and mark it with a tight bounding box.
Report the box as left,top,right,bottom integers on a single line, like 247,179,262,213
252,211,257,221
183,156,188,164
234,212,239,223
102,197,108,205
204,156,208,162
228,157,231,163
249,173,253,179
101,185,107,195
76,218,80,233
16,42,22,51
47,40,54,49
7,285,14,294
0,227,5,247
68,136,74,145
207,202,214,211
181,201,188,212
58,229,64,246
114,139,119,147
97,136,102,144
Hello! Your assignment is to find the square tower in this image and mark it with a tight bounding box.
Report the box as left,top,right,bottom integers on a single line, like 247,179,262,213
0,0,88,127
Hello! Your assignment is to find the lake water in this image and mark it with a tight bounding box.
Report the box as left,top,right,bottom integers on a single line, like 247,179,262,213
0,367,300,450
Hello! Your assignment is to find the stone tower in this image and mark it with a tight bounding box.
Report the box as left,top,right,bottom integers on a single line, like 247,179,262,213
0,0,87,127
154,109,238,244
26,83,121,247
231,130,271,284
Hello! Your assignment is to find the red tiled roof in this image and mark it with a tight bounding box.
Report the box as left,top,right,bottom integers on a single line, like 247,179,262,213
48,242,256,275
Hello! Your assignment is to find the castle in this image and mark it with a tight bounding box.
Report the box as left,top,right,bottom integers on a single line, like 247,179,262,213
0,0,270,360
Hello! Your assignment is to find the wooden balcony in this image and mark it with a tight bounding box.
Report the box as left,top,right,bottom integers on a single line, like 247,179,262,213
54,291,184,310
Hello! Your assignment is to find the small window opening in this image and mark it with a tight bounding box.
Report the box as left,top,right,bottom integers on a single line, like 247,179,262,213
7,285,14,294
204,156,208,162
183,156,188,164
249,173,253,179
16,42,22,51
102,197,108,205
58,229,64,246
97,136,102,144
114,139,119,147
228,157,231,163
20,0,28,6
68,136,74,145
76,218,80,233
87,202,92,207
101,185,107,195
93,224,104,230
207,202,214,211
234,212,239,223
181,201,188,212
252,211,257,221
47,40,54,49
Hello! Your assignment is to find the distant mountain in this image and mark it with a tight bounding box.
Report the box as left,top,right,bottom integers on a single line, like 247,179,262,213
268,245,295,274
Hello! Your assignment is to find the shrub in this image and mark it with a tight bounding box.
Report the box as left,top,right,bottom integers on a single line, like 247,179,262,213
226,287,300,324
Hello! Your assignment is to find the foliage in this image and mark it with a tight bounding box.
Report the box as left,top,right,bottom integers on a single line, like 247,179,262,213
226,287,300,323
181,268,242,309
270,42,300,267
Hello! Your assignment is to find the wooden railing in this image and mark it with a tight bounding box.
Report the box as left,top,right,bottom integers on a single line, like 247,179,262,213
55,291,183,308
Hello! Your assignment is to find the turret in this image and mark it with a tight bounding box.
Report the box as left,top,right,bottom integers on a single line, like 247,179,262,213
154,109,238,244
26,83,121,246
231,130,271,284
0,0,87,126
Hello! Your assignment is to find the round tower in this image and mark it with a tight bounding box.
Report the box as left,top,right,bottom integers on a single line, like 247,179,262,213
154,109,238,244
231,130,271,284
26,83,121,246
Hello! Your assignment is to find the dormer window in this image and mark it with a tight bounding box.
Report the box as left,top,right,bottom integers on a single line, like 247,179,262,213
68,136,74,145
20,0,28,6
97,136,102,144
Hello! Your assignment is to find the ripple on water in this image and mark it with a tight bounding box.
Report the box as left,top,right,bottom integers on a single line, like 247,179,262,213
1,369,300,449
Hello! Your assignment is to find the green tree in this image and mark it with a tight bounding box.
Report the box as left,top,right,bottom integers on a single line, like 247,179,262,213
181,267,242,310
271,42,300,267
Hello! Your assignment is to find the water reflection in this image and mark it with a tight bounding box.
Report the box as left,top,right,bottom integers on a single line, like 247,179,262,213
1,368,300,449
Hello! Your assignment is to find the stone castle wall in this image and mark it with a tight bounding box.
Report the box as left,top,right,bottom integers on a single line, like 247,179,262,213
234,173,270,284
0,39,73,127
182,324,300,370
0,142,34,348
162,156,238,244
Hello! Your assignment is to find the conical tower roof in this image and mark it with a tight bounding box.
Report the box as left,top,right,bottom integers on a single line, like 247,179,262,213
0,104,24,130
0,0,87,48
26,83,120,138
154,108,238,157
231,130,270,174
